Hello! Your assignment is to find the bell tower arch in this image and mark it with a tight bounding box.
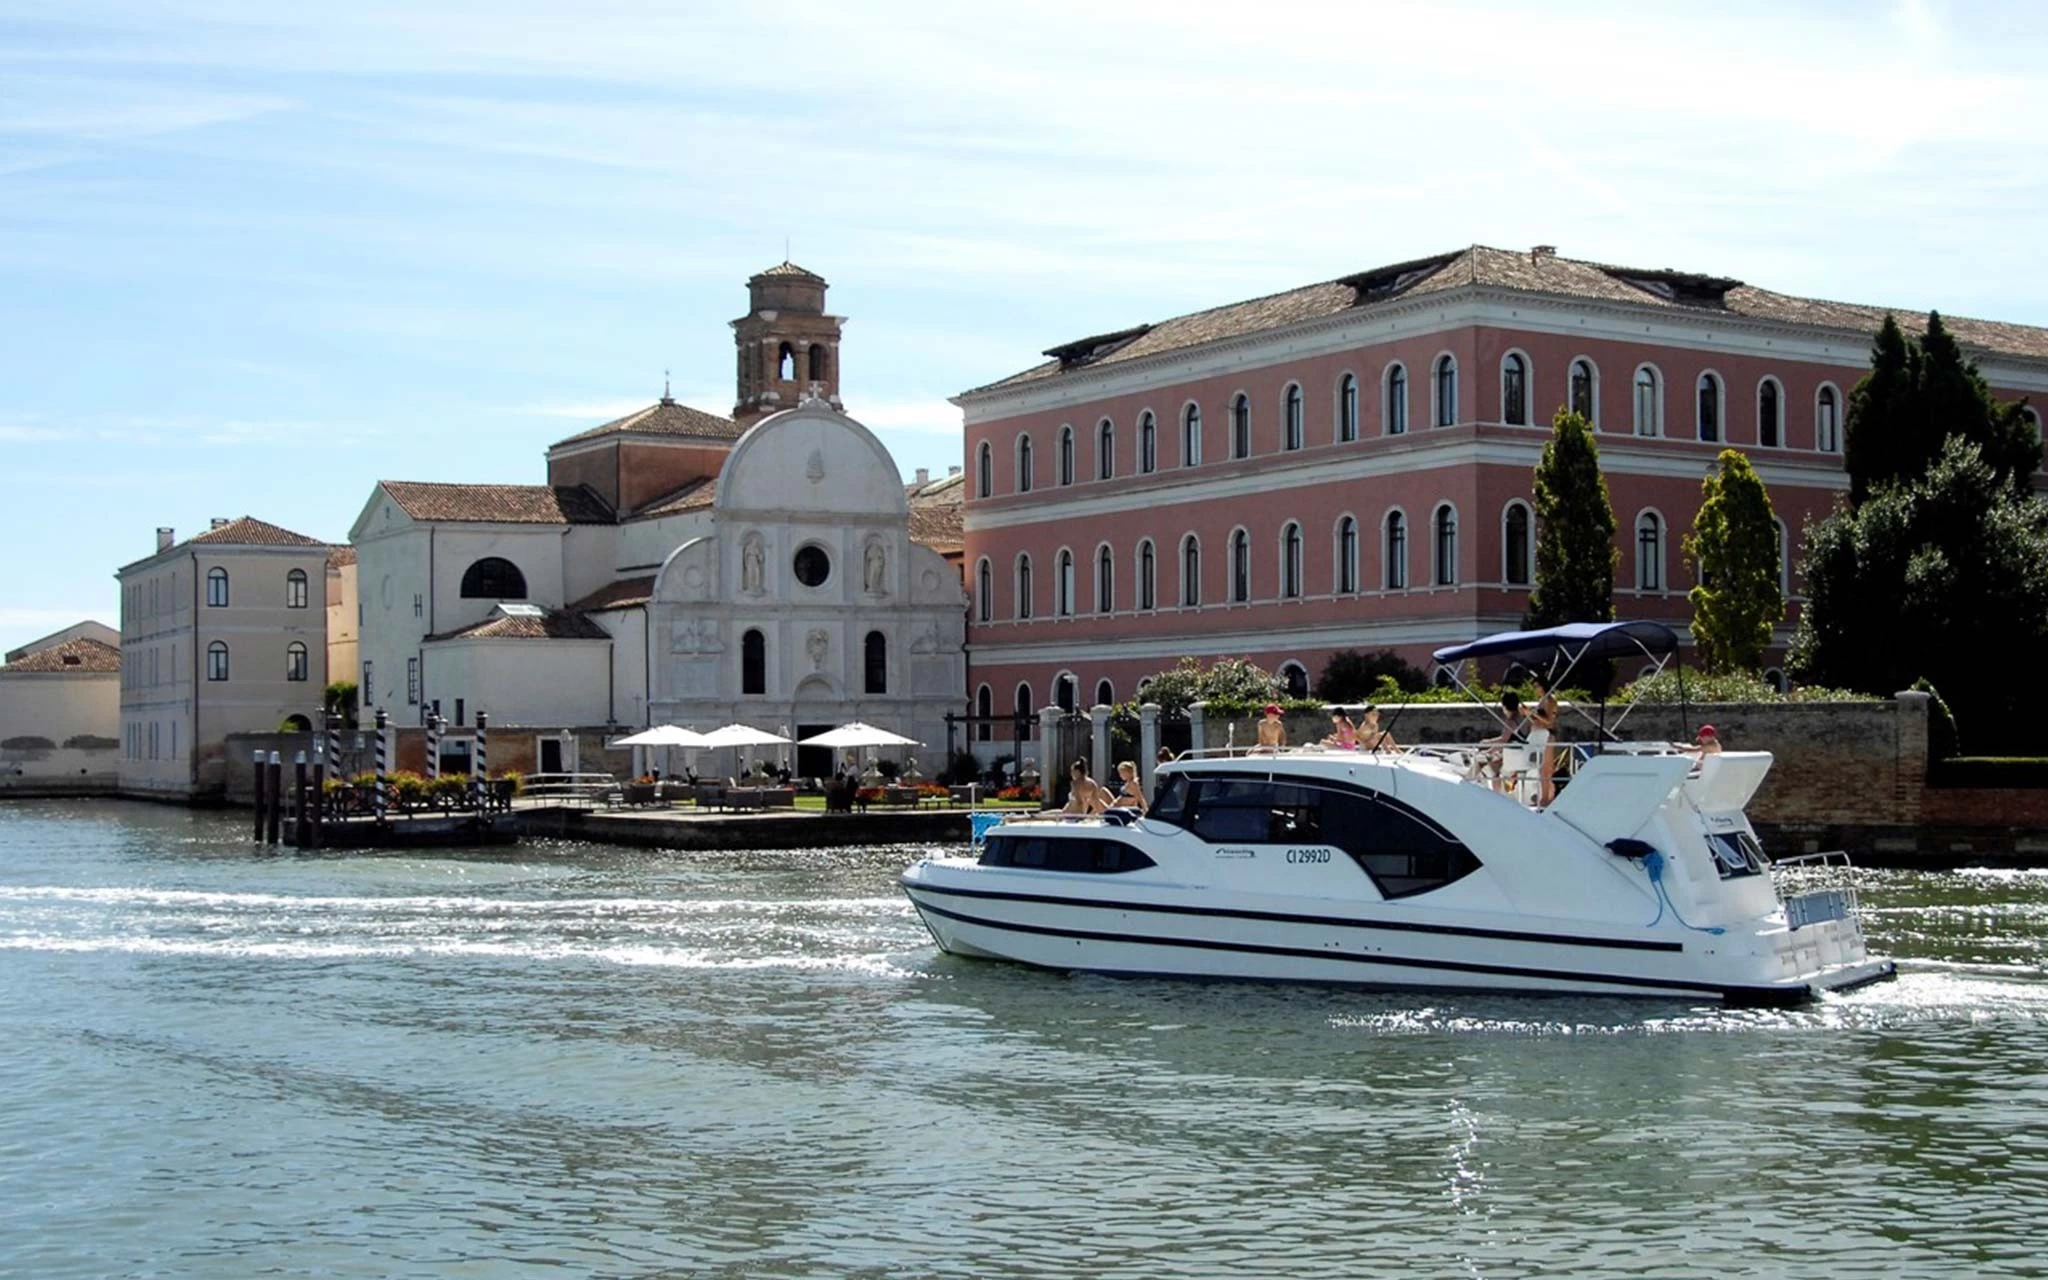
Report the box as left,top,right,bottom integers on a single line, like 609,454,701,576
732,261,844,426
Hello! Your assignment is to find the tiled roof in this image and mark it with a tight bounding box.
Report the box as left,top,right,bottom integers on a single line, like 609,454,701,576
630,477,717,520
551,398,745,448
566,576,656,613
906,471,965,554
754,260,824,281
966,244,2048,394
1,637,121,675
380,481,615,525
186,516,326,547
428,608,611,642
326,545,357,570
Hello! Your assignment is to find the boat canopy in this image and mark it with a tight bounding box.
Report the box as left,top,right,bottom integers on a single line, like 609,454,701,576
1432,620,1680,668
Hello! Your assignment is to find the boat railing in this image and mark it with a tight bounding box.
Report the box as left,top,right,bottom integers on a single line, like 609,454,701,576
1767,849,1866,932
516,772,621,809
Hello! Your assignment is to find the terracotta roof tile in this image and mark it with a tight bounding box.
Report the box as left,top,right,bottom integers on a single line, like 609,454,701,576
551,398,745,448
380,481,615,525
186,516,326,547
325,545,357,570
965,244,2048,395
1,637,121,675
427,607,611,642
906,472,964,554
754,260,824,281
629,477,717,520
565,576,656,613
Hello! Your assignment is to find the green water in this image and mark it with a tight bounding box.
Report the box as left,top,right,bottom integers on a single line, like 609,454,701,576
2,800,2044,1278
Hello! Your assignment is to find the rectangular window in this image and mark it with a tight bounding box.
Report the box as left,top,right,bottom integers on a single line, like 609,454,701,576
414,593,424,619
455,698,466,727
407,657,420,705
363,661,373,705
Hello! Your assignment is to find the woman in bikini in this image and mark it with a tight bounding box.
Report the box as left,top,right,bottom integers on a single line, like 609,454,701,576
1113,760,1148,814
1324,708,1358,749
1528,673,1561,806
1360,704,1399,752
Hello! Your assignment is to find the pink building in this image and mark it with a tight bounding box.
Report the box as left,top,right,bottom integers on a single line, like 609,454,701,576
957,245,2047,721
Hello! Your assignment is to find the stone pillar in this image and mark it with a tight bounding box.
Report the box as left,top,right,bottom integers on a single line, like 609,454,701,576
1138,702,1161,794
1089,704,1111,784
1188,700,1208,757
1894,688,1931,827
1037,705,1062,779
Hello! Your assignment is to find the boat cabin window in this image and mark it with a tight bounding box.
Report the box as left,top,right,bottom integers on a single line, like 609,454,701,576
1158,774,1480,898
1706,831,1765,880
978,835,1157,874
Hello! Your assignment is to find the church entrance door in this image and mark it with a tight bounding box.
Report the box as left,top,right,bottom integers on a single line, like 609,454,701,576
796,724,834,782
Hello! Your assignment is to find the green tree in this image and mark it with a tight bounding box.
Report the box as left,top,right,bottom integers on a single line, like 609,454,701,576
1314,649,1428,702
1130,656,1282,716
1845,311,2041,504
1790,437,2048,751
1524,408,1617,629
1685,449,1785,673
323,680,359,729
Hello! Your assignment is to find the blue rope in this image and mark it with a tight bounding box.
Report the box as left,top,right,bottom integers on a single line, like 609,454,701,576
1641,850,1725,936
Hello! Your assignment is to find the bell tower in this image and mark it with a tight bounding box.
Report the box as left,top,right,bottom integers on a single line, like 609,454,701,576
732,261,844,426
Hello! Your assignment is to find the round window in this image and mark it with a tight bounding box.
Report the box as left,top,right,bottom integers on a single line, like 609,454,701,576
793,545,831,588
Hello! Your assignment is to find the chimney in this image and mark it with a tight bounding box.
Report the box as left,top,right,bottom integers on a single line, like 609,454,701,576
1531,244,1557,262
210,517,230,529
156,527,174,552
914,467,930,485
947,465,961,476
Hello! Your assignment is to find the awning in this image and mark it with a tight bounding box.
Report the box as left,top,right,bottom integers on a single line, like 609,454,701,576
1432,621,1680,668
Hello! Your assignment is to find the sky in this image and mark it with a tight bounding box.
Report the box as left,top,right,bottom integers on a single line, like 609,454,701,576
4,0,2047,655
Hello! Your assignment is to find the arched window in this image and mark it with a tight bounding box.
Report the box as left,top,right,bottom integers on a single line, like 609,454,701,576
1096,545,1114,613
1230,529,1251,602
1337,373,1359,442
1503,502,1532,586
459,557,526,599
206,640,228,681
1634,366,1660,436
1817,386,1840,453
808,344,828,382
1283,384,1304,450
1697,372,1722,442
1433,504,1457,586
1098,418,1114,480
1636,512,1663,592
1055,548,1075,616
1138,540,1157,610
777,342,795,380
1182,404,1202,466
864,630,888,694
1758,378,1782,447
206,567,229,607
286,641,308,682
977,441,992,498
1502,353,1528,426
1095,678,1115,708
1385,512,1408,589
1764,669,1787,695
1279,662,1310,699
1016,554,1034,620
1139,411,1157,473
1181,535,1201,606
1336,516,1359,594
1433,355,1457,427
1018,434,1034,492
975,558,992,623
976,684,994,741
1386,364,1408,435
285,568,308,609
1058,425,1075,486
1280,522,1303,599
1570,359,1596,423
741,629,766,695
1015,682,1034,722
1231,392,1251,458
1053,673,1078,713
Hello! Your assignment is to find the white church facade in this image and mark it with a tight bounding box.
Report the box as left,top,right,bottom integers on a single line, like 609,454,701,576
347,264,966,774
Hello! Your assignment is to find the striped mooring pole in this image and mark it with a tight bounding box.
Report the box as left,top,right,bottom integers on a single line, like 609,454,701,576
374,708,390,823
426,714,441,782
310,713,326,849
472,711,489,813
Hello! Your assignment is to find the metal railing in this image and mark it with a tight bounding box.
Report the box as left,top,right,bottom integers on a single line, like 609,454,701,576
514,772,622,810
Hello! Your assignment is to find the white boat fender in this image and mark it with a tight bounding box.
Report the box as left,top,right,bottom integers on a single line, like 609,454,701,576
1611,839,1726,936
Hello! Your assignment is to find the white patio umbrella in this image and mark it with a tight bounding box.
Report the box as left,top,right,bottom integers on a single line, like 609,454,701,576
609,724,712,781
698,724,793,781
796,722,922,749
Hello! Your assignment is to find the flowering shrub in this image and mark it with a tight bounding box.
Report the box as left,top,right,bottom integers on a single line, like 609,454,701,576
994,785,1042,803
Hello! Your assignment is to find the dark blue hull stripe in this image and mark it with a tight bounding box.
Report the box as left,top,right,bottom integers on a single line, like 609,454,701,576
901,878,1684,953
904,892,1806,1003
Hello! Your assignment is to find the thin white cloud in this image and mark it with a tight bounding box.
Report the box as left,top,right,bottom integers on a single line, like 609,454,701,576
0,424,73,442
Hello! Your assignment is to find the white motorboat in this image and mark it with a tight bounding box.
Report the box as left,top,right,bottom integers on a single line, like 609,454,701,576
902,622,1895,1005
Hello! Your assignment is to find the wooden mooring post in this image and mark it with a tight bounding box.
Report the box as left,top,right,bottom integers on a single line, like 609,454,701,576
252,749,268,842
292,750,309,848
265,751,283,845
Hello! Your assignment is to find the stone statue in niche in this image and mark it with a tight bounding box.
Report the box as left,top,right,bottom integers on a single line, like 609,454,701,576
741,534,765,596
671,618,724,654
863,540,887,595
806,628,829,671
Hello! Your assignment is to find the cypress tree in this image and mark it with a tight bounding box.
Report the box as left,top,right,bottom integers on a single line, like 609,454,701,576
1845,311,2041,504
1844,313,1917,505
1524,408,1617,629
1686,449,1785,673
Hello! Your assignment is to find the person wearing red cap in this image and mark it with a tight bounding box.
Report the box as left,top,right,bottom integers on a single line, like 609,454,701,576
1256,703,1287,752
1690,724,1723,757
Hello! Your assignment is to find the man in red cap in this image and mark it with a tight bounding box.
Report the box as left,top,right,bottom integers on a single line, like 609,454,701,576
1689,724,1723,757
1256,703,1287,752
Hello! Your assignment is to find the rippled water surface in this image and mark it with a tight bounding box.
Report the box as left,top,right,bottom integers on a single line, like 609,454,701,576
3,801,2046,1278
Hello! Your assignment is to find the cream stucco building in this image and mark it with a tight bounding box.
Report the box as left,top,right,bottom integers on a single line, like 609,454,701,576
348,263,966,776
115,517,333,797
0,624,121,791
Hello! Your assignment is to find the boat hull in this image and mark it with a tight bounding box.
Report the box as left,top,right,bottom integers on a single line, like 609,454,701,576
902,875,1893,1006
